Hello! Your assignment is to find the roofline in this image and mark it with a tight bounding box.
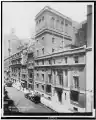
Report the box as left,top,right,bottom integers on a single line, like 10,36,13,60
35,6,72,22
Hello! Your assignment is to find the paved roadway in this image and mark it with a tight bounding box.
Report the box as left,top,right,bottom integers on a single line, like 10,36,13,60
5,87,55,113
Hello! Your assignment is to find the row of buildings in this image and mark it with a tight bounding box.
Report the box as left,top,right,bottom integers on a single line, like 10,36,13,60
4,43,34,91
4,5,93,113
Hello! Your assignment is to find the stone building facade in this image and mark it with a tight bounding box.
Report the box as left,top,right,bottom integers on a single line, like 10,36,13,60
10,50,22,83
27,45,34,91
34,6,93,112
8,45,34,92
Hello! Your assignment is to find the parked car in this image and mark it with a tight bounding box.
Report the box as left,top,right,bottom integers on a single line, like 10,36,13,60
30,93,41,104
6,82,13,87
24,92,32,99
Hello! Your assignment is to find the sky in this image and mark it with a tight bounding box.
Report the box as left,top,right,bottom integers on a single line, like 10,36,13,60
3,2,93,39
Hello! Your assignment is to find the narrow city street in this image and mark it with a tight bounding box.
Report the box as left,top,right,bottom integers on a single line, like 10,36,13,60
3,3,94,115
5,86,55,113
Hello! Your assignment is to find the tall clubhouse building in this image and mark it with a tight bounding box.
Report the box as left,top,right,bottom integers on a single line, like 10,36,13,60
34,6,93,112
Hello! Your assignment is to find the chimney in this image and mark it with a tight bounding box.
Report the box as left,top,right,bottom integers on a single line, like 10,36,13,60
87,5,92,47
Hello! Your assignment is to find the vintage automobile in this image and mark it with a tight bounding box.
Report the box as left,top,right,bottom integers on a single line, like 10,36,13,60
30,93,41,104
24,91,41,104
24,92,32,99
6,81,13,87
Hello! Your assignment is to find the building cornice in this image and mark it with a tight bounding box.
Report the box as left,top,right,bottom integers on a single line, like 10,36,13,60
34,63,85,68
35,6,72,22
35,27,72,40
35,46,86,60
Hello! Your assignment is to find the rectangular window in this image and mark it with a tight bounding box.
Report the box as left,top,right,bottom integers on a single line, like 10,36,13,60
58,70,63,85
53,59,55,64
65,23,68,27
74,56,78,63
65,23,68,34
42,36,44,41
29,73,32,78
65,93,66,100
37,73,39,77
42,74,44,81
65,70,67,76
52,48,54,53
42,16,44,21
52,37,55,43
42,85,44,90
61,21,64,31
48,74,52,83
46,85,51,93
37,61,39,65
53,70,55,75
74,76,79,88
39,19,41,23
36,84,39,88
59,75,63,85
65,57,67,63
42,60,44,65
42,48,44,54
49,60,51,64
37,50,39,56
37,73,39,80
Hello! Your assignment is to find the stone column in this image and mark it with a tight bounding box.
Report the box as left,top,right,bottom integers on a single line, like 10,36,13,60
55,70,57,86
62,90,65,105
68,70,71,88
63,70,65,87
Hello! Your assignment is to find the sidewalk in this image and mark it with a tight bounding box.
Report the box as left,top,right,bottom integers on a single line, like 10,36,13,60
41,97,72,113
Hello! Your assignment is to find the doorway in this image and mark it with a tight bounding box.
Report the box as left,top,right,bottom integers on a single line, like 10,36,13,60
55,87,63,103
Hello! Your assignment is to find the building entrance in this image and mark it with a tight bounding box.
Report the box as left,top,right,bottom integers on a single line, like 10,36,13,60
55,87,63,104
